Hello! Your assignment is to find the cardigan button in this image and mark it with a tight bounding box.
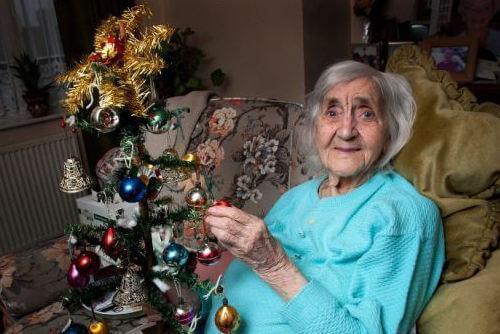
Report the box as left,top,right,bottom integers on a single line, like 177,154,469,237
294,254,302,260
298,231,306,238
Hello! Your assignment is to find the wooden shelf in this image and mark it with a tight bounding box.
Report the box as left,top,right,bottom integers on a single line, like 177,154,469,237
460,81,500,104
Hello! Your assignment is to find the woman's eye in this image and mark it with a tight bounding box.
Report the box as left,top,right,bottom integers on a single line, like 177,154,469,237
360,110,376,120
326,107,340,117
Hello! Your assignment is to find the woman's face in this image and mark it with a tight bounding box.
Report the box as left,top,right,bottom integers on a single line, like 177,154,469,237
315,78,388,181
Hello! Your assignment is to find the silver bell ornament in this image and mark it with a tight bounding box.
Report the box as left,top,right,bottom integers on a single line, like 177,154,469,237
59,156,93,193
90,106,120,133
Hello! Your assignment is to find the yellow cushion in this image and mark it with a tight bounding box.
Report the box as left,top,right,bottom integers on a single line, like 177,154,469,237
387,45,500,282
418,248,500,333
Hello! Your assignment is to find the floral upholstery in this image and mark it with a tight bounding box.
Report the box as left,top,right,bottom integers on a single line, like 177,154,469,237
187,97,303,217
3,301,157,333
0,237,69,326
0,238,173,333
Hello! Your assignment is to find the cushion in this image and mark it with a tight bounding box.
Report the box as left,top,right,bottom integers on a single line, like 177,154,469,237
418,248,500,333
3,301,158,334
386,45,500,282
0,237,69,321
186,97,302,217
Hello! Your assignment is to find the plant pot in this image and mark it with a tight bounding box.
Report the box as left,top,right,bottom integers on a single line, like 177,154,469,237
23,92,49,118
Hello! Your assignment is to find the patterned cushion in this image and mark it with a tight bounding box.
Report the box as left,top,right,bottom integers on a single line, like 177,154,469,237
3,301,157,333
0,237,69,323
187,97,303,217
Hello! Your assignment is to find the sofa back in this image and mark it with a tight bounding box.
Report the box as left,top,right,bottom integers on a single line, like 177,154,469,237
186,97,304,217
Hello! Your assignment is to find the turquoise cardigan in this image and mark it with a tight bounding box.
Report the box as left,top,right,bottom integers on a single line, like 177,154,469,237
205,171,445,333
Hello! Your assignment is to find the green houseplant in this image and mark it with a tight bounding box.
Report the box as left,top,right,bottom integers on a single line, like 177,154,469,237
11,52,53,117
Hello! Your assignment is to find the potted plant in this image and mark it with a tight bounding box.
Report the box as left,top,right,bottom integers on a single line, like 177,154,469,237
11,53,53,117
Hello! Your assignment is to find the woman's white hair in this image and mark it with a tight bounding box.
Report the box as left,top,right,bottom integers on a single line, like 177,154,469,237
302,60,416,174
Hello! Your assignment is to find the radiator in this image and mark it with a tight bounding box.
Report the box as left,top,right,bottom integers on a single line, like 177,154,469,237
0,132,84,255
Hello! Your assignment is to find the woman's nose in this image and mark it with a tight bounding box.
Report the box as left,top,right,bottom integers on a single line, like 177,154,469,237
337,116,358,140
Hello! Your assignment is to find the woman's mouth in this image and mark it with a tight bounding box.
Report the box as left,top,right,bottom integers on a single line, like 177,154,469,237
334,147,361,153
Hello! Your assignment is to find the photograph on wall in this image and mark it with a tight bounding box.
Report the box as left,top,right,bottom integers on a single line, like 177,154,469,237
422,35,479,82
431,46,468,72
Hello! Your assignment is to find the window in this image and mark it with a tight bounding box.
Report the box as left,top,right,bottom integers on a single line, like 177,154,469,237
0,0,66,126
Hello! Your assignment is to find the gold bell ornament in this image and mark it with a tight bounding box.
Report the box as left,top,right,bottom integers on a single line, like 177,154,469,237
161,148,190,185
113,266,147,307
59,156,93,193
215,298,240,333
88,319,109,334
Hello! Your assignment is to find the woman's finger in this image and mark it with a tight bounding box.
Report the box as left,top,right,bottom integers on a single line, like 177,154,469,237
209,226,240,247
206,206,254,226
204,215,245,238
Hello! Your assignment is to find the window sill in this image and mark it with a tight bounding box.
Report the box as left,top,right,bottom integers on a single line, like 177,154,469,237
0,113,61,131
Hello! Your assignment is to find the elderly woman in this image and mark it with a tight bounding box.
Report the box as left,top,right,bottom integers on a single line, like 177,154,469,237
204,61,445,333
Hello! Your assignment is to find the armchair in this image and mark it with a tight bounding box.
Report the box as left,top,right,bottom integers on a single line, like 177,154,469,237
1,46,499,333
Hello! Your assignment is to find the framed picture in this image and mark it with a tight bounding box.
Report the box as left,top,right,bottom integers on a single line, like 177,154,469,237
422,36,479,82
352,43,382,70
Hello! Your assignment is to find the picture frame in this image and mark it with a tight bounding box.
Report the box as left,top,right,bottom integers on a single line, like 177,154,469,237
351,43,382,70
422,35,479,82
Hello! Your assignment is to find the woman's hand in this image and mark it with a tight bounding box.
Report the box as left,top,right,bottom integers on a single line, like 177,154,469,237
204,205,308,300
204,205,286,274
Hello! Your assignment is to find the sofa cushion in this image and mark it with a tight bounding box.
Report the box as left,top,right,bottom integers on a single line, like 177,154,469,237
386,45,500,282
3,301,158,334
418,248,500,333
0,237,69,320
186,97,302,217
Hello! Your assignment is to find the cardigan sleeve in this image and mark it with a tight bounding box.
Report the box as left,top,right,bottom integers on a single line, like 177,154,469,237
280,230,444,334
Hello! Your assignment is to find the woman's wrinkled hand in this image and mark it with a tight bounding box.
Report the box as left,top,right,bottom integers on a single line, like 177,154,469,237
204,205,288,276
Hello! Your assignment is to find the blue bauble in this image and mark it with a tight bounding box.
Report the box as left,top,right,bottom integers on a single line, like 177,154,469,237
118,177,147,203
62,322,88,334
163,242,189,267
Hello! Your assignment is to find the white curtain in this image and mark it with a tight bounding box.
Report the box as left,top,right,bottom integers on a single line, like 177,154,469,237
0,0,66,123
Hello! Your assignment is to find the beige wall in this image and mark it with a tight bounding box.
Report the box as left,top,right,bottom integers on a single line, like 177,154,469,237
140,0,305,103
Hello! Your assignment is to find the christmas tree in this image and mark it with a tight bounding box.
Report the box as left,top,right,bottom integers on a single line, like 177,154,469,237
57,5,238,334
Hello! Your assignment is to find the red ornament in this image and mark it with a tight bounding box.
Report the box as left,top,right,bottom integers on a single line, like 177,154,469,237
60,117,67,128
89,52,102,62
214,199,232,207
197,242,222,266
74,250,101,275
67,263,90,288
101,227,121,259
71,127,77,133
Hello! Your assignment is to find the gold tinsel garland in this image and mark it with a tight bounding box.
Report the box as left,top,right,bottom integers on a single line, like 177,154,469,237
58,5,175,117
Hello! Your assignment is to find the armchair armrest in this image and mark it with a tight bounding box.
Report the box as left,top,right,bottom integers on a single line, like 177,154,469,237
418,248,500,334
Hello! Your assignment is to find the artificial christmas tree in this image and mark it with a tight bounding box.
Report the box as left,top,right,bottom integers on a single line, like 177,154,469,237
57,5,236,333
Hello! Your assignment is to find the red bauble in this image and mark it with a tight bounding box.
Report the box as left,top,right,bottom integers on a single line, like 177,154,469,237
60,117,67,128
197,242,222,266
101,227,121,259
74,250,101,275
67,263,90,288
214,199,232,207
